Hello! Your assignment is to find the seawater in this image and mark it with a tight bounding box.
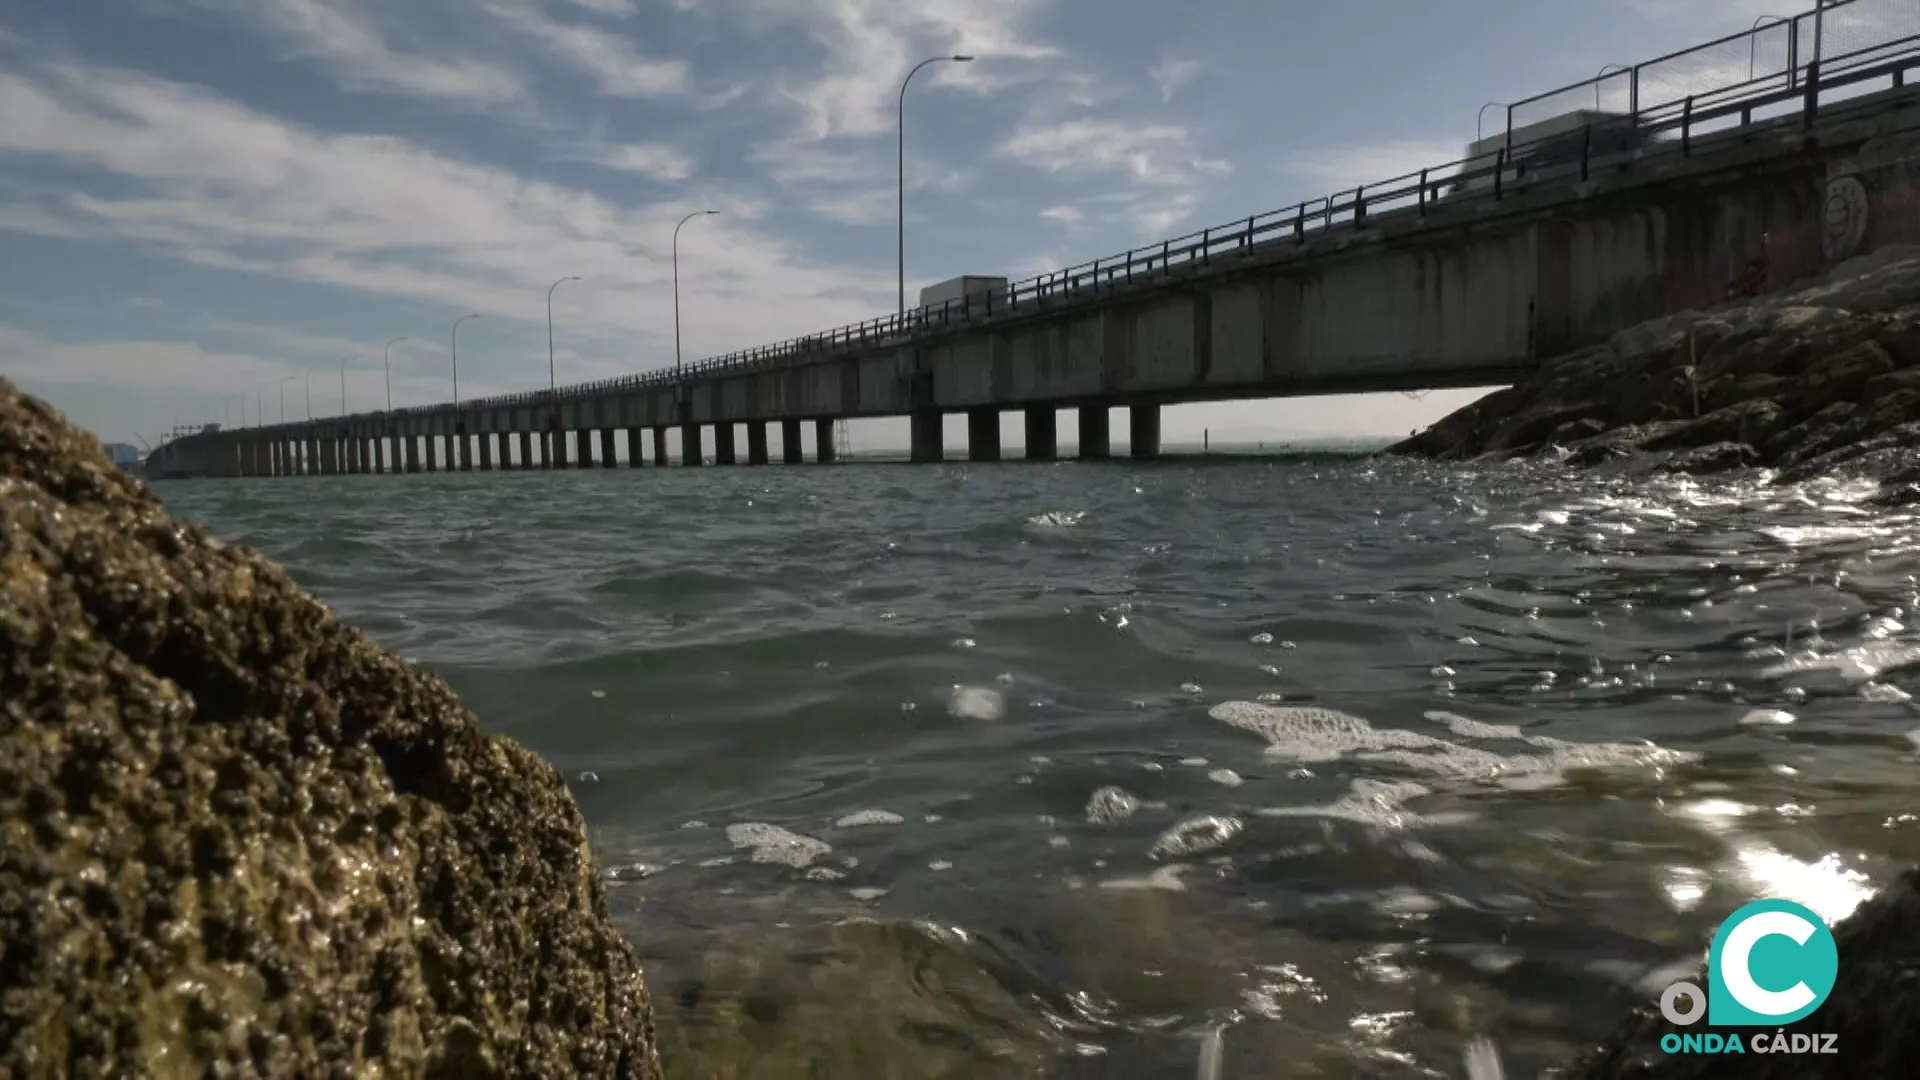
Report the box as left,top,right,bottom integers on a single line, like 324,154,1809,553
153,453,1920,1078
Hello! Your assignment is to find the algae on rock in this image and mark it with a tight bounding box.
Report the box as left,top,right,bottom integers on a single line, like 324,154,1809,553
0,380,660,1078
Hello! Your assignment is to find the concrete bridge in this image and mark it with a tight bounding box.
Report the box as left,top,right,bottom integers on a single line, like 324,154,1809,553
149,10,1920,479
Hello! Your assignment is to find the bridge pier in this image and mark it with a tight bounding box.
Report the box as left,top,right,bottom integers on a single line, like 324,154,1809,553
347,438,359,475
1078,406,1110,460
1130,404,1160,459
574,428,592,467
747,422,769,465
910,409,944,464
681,423,703,466
597,428,614,467
373,437,385,474
715,422,737,465
476,432,491,470
967,408,999,462
553,425,570,468
1024,407,1056,460
627,427,645,467
652,427,669,467
815,419,836,464
781,419,803,464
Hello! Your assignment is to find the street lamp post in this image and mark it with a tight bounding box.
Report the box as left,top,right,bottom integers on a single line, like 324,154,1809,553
450,316,479,406
383,337,408,412
673,211,718,376
898,53,973,319
547,276,582,395
305,367,314,420
340,353,362,416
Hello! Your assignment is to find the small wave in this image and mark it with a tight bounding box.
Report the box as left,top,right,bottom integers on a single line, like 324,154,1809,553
725,823,831,869
1025,510,1087,529
1208,702,1697,788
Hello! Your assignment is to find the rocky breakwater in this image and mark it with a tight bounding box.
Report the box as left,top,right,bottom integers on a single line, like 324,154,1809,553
0,379,658,1077
1392,244,1920,502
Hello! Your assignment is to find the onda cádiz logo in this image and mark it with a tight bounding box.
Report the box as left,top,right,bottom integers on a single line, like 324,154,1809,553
1657,898,1841,1057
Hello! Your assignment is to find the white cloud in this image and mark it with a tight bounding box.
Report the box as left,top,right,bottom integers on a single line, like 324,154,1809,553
163,0,526,105
480,1,690,97
562,0,639,15
1039,204,1082,226
806,191,894,227
1148,56,1201,103
574,140,696,181
710,0,1063,138
0,56,895,383
999,118,1230,186
1283,139,1464,192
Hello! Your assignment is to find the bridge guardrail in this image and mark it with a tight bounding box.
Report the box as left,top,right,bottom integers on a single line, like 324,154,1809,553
258,0,1920,432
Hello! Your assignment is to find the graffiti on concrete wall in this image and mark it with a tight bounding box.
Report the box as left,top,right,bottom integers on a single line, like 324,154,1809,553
1822,174,1870,261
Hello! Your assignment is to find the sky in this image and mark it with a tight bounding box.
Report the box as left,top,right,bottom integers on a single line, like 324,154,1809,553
0,0,1809,451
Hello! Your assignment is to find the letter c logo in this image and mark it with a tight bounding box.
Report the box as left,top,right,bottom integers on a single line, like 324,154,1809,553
1707,899,1838,1026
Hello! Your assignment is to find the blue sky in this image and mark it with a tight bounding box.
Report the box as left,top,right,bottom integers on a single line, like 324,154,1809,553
1,0,1796,449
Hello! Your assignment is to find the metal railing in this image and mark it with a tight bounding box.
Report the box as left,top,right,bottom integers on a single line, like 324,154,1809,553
342,0,1920,427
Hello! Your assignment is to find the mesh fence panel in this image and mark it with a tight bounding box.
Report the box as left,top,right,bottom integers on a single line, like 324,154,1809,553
1818,0,1920,71
1508,0,1914,134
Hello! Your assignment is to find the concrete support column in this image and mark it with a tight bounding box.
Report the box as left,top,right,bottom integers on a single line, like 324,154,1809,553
376,437,388,474
966,408,1000,462
453,433,467,472
423,435,439,472
402,437,416,474
1129,403,1161,459
346,438,359,474
574,428,593,468
517,431,533,470
628,427,646,467
551,426,569,468
815,418,837,464
652,427,669,467
910,409,944,463
308,437,320,474
323,439,337,475
1024,407,1057,460
476,432,492,471
599,428,617,468
438,434,452,472
747,421,770,465
714,423,737,466
781,418,804,464
681,423,703,466
1078,405,1110,460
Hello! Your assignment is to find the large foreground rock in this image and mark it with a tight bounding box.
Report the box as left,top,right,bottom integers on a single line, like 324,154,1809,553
0,380,659,1077
1391,244,1920,498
